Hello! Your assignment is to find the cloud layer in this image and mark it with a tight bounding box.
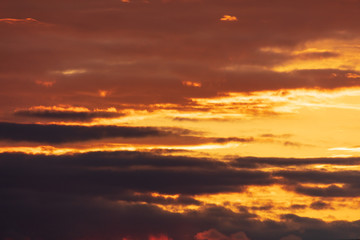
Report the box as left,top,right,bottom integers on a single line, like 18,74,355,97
1,151,360,240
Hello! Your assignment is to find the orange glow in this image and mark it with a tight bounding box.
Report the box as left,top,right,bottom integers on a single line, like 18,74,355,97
53,69,87,75
151,193,179,199
220,15,238,21
346,73,360,79
98,90,110,97
195,185,360,222
0,18,38,24
35,80,56,87
0,142,240,156
26,105,92,112
271,38,360,72
182,81,202,87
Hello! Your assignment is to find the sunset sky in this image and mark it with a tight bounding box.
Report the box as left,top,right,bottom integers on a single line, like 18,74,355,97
2,0,360,239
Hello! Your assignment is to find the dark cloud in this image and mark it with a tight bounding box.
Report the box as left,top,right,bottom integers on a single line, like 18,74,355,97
289,204,307,210
1,193,360,240
275,170,360,197
0,121,298,146
1,151,360,239
3,151,360,198
293,184,355,198
0,151,273,196
293,51,340,60
275,170,360,184
14,109,125,121
213,137,255,144
231,157,360,169
309,201,333,210
0,122,180,143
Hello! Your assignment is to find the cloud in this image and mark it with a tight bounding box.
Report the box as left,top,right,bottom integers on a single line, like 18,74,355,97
231,157,360,169
35,79,56,87
0,122,176,143
2,1,360,239
289,204,307,210
14,108,124,121
220,15,238,22
275,170,360,197
213,137,255,144
279,234,302,240
3,0,360,113
2,150,360,198
1,193,359,240
182,81,202,88
195,229,250,240
292,51,340,60
309,201,333,210
0,151,273,196
0,18,39,24
195,229,229,240
1,152,360,239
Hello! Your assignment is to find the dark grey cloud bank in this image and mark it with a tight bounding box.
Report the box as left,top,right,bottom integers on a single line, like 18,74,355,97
14,109,125,121
0,151,273,196
232,157,360,168
2,151,360,198
0,121,300,146
0,122,180,143
1,151,360,239
3,196,360,240
275,170,360,197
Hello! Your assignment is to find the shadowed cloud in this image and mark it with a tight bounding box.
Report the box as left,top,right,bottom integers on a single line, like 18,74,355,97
0,151,274,196
14,109,125,121
1,151,360,239
0,122,179,143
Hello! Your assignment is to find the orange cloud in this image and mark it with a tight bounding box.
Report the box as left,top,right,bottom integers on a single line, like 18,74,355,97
35,80,56,87
346,73,360,79
220,15,238,21
26,105,91,112
182,80,201,87
99,90,111,97
0,18,38,24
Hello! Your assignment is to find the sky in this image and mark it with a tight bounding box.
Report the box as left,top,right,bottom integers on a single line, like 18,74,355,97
1,0,360,239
